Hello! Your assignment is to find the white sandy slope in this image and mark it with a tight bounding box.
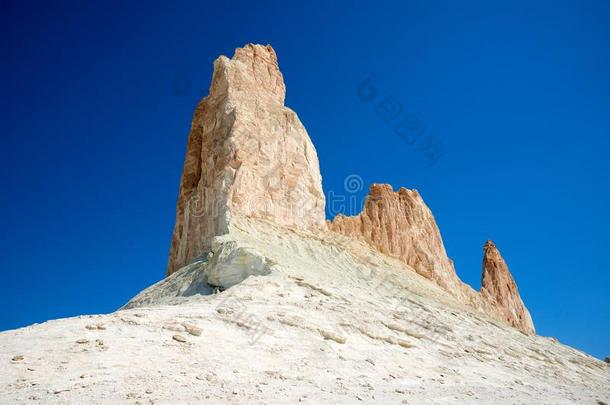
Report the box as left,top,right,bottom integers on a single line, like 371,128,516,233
1,217,609,404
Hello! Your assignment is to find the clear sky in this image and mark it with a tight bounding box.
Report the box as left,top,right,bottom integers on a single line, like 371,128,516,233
2,1,609,359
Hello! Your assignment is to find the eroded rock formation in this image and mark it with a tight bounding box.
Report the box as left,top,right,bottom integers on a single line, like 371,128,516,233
166,43,534,335
329,184,462,295
480,240,535,334
329,184,535,334
167,44,325,275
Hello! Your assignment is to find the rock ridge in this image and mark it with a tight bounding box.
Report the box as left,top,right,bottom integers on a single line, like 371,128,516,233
328,183,462,296
328,183,535,334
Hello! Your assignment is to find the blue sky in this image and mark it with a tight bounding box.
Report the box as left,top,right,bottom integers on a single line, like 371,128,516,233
1,1,608,359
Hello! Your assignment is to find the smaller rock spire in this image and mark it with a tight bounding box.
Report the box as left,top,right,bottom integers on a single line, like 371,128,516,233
480,240,535,334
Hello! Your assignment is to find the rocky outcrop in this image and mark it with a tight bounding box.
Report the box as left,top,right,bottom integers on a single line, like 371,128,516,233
329,184,535,334
480,240,535,334
167,44,325,275
166,43,534,335
329,184,463,295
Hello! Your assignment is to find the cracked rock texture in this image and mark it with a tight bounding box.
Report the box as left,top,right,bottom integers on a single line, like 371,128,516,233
167,44,325,276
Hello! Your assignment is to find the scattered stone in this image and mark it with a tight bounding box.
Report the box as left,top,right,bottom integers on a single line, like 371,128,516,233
11,355,24,362
172,334,187,343
145,389,153,394
319,329,346,344
163,323,185,332
365,358,375,365
85,324,97,330
76,339,89,344
183,323,203,336
396,339,415,348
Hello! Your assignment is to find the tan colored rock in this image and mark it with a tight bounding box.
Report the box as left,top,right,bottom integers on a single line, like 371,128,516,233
480,240,535,334
329,184,462,295
167,44,325,275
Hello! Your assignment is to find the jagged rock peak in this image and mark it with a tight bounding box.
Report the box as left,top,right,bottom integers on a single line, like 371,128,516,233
211,44,286,105
329,183,463,295
167,43,325,276
480,240,535,334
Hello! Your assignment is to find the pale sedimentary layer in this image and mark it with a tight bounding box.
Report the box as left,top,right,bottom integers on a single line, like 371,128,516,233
4,217,605,404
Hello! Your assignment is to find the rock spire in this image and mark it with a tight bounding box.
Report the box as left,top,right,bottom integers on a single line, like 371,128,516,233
480,240,535,334
167,44,325,276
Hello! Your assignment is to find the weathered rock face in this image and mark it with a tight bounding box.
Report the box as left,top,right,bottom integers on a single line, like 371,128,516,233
329,184,463,295
167,44,325,276
480,240,535,334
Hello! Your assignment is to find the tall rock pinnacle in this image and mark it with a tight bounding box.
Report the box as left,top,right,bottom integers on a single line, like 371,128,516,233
480,240,535,334
167,44,325,276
